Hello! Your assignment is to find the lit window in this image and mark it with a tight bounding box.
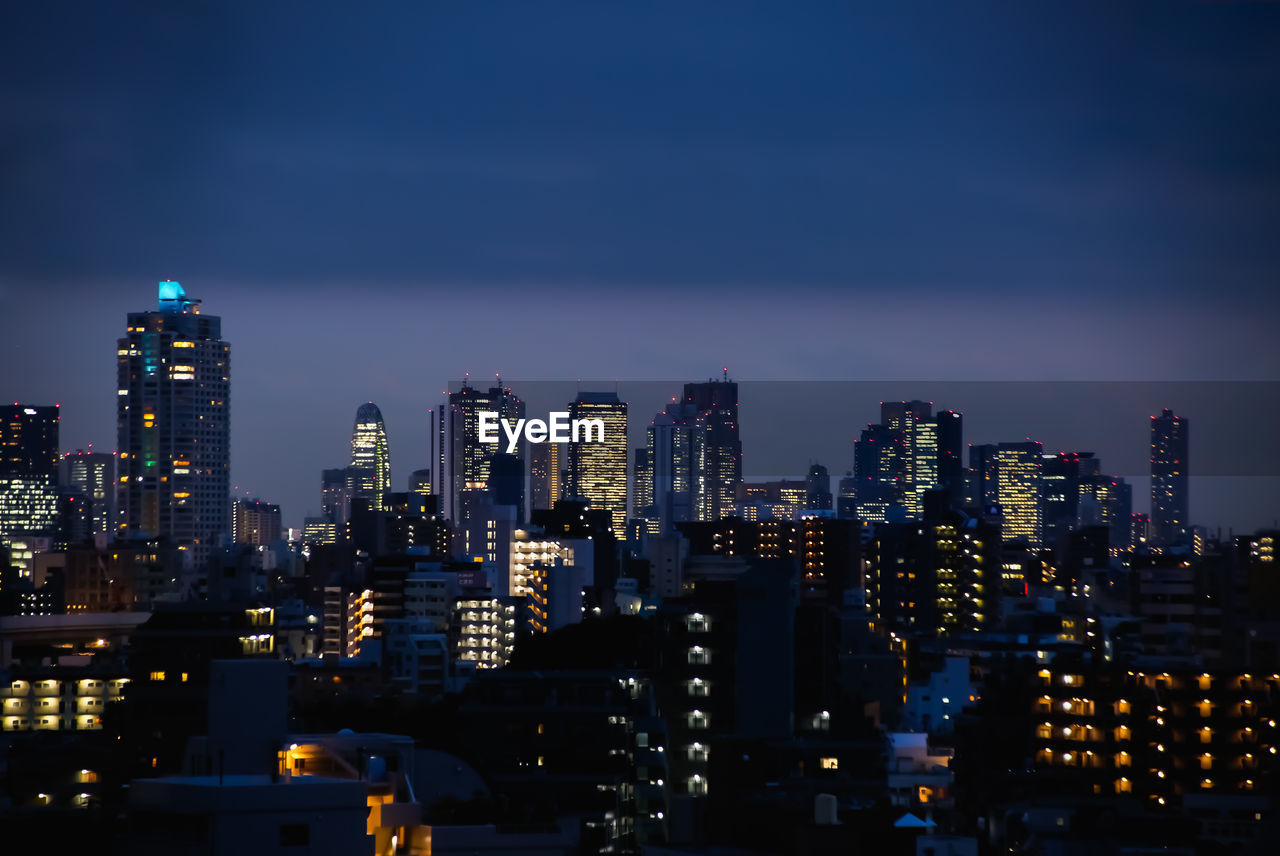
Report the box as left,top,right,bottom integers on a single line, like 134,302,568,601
820,756,838,770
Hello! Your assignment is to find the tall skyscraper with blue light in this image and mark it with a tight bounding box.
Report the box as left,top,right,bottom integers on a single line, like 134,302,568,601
116,281,230,570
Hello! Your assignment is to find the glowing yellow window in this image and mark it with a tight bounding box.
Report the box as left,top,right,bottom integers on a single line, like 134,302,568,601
1115,699,1131,715
1114,777,1132,794
149,671,165,682
1200,754,1213,770
820,757,839,770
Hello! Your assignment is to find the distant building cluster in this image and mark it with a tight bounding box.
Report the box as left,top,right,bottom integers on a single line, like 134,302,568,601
0,282,1275,855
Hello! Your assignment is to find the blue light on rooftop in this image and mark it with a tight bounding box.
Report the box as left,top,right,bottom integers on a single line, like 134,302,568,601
158,280,186,311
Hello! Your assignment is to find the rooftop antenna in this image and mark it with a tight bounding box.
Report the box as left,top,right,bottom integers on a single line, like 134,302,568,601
723,367,728,381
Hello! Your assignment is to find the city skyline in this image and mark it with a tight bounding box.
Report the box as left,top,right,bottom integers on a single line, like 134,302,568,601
2,5,1279,852
8,310,1279,535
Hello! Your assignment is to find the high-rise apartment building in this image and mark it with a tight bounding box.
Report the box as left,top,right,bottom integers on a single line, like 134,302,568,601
995,441,1044,549
59,450,115,537
566,392,628,533
0,405,61,546
231,498,283,546
349,402,390,511
1150,408,1189,546
116,282,230,569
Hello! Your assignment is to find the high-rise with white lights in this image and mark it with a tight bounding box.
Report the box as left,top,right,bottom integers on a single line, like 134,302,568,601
116,281,230,569
0,404,61,546
1150,408,1189,546
349,402,391,511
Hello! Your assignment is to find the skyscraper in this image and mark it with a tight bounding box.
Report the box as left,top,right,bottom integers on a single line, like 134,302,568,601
632,447,654,534
880,400,938,518
349,402,391,511
967,443,998,510
804,463,832,511
0,404,61,545
935,409,964,510
853,422,898,523
642,377,742,532
59,449,115,537
117,282,230,569
321,467,352,528
1150,408,1189,546
684,378,742,523
437,381,524,524
530,441,563,512
646,404,694,532
566,392,628,533
995,441,1044,549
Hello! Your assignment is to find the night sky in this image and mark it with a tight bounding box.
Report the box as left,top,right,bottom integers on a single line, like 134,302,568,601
3,2,1278,530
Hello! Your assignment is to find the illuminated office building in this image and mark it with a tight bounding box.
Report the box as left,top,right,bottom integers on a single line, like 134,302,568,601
566,392,628,533
645,377,742,532
995,441,1044,549
687,378,742,523
409,468,432,501
116,282,230,569
2,404,59,475
437,381,524,524
1151,409,1189,546
881,400,938,518
632,448,654,530
530,441,563,512
0,404,61,546
59,450,114,537
853,423,898,522
348,402,390,511
852,401,943,520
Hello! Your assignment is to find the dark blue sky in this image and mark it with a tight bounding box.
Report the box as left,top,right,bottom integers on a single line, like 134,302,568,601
3,2,1278,528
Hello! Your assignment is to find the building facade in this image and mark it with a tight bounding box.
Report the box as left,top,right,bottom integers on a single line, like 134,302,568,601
116,282,230,570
